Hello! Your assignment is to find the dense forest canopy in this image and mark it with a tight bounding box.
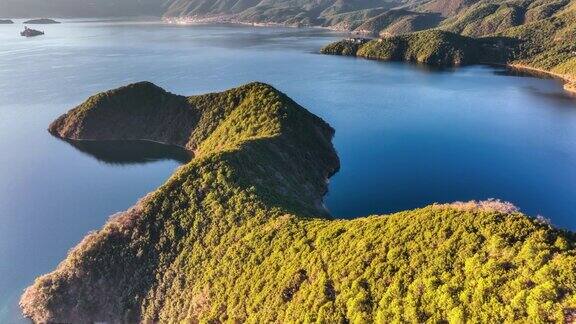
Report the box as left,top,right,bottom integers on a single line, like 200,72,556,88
21,82,576,323
10,0,576,322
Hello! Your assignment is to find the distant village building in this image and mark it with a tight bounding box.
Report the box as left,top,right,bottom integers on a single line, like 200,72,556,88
346,37,369,44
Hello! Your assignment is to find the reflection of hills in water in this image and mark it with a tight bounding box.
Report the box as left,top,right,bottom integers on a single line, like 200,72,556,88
60,139,193,165
493,66,555,79
493,67,576,104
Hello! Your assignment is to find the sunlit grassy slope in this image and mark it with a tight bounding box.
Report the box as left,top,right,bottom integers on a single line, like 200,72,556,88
21,82,576,323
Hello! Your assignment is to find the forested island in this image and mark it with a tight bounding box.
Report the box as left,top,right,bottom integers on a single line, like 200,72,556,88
21,81,576,322
23,18,60,24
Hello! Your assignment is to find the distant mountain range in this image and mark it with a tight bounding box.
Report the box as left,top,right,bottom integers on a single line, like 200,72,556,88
163,0,576,40
0,0,467,32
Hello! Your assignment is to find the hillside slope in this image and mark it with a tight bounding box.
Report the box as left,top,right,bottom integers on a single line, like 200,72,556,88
500,7,576,86
321,30,514,66
439,0,573,37
162,0,406,28
1,0,441,33
21,82,576,322
322,30,487,66
322,0,576,91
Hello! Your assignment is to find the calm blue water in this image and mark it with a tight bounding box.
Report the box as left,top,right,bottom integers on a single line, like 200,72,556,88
1,19,575,322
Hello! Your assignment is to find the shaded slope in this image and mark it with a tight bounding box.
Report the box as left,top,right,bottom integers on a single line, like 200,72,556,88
49,82,195,148
21,82,576,322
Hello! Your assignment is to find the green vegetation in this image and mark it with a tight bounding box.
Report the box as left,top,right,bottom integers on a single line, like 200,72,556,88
440,2,524,37
433,0,576,83
354,10,442,36
6,0,575,59
322,0,576,87
356,31,479,66
320,38,369,56
440,0,572,36
320,8,391,31
21,82,576,322
501,9,576,82
162,0,407,28
321,30,513,66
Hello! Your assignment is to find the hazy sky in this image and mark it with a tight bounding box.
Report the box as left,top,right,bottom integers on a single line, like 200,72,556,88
0,0,164,18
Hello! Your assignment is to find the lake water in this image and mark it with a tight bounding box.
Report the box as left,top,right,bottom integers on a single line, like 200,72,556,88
1,19,575,322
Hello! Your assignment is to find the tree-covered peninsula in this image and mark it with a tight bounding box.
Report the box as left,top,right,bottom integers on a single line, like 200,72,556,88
321,30,511,66
21,81,576,322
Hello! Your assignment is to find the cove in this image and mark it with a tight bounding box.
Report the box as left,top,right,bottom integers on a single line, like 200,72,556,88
58,139,193,165
325,65,576,223
0,19,575,322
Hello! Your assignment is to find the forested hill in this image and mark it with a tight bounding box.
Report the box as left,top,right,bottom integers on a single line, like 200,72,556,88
162,0,576,39
0,0,521,30
21,81,576,323
322,0,576,91
159,0,506,34
162,0,416,28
